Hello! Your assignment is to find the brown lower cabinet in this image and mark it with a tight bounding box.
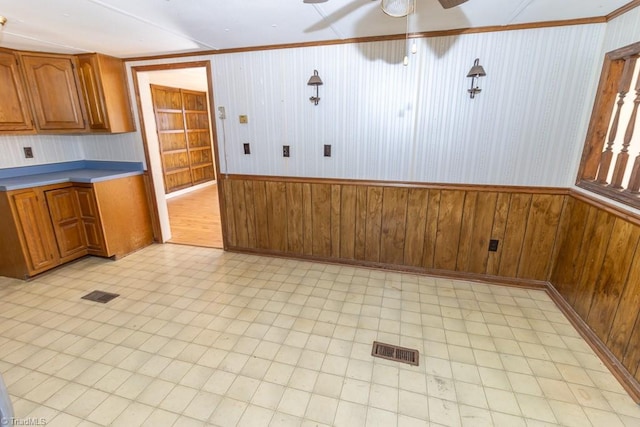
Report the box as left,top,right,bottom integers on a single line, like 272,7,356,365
0,175,153,280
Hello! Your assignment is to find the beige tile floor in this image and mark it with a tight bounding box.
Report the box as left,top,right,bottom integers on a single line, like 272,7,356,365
1,244,640,426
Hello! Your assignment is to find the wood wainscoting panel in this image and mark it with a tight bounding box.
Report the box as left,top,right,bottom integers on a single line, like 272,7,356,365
253,181,270,250
364,186,383,263
608,249,640,363
311,183,332,258
550,197,591,304
231,179,250,248
422,189,441,269
266,181,287,253
339,185,357,260
572,208,616,319
517,194,566,280
353,186,367,260
552,191,640,385
433,190,466,271
404,188,429,267
498,193,532,278
286,182,304,254
380,187,408,265
586,219,640,341
331,185,342,259
222,176,567,283
486,193,510,276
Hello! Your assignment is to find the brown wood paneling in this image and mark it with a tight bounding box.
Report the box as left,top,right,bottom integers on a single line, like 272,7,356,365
222,179,237,247
266,181,287,252
468,192,499,274
354,186,368,260
550,198,590,302
456,191,478,272
286,182,304,254
423,190,440,269
331,185,342,259
623,317,640,383
380,187,408,265
364,186,383,262
609,247,640,363
243,180,257,248
486,193,510,276
498,193,532,277
434,190,465,271
312,184,332,257
253,180,270,249
340,185,357,260
404,188,428,267
231,179,249,248
517,194,564,280
302,183,313,256
586,219,640,342
573,208,616,318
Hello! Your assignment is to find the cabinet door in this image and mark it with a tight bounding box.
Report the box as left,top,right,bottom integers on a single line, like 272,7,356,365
0,51,34,132
75,186,107,256
77,54,109,131
11,190,59,273
77,53,135,133
45,188,88,261
19,53,87,131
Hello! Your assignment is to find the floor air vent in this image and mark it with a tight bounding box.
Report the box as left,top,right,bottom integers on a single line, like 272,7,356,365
371,341,419,366
81,290,119,304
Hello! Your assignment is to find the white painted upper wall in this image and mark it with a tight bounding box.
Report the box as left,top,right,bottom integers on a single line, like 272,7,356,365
207,24,606,187
2,12,638,190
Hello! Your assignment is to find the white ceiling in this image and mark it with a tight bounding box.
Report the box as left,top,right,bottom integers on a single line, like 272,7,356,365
0,0,630,58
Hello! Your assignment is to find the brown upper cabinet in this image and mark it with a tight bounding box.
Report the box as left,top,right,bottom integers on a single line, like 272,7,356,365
18,52,88,132
0,48,135,135
0,50,35,133
77,53,136,133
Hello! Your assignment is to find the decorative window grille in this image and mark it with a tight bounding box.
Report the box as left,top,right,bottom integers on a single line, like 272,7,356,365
578,41,640,208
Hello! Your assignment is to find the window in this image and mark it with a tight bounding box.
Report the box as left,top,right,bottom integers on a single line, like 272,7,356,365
577,41,640,208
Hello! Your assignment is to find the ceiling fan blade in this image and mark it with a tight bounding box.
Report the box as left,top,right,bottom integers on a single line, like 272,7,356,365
437,0,469,9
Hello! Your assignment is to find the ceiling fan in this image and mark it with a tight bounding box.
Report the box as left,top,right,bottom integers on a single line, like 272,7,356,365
303,0,469,17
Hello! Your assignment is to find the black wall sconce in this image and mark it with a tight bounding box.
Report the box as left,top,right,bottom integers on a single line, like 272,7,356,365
307,70,323,105
467,58,486,99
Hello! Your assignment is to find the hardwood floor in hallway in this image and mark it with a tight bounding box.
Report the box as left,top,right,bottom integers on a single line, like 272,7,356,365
166,184,223,248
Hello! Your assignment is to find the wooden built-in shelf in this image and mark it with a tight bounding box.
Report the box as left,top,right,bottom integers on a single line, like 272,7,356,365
151,84,215,193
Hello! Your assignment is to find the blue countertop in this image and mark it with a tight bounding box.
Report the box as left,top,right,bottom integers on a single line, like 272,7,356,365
0,161,145,191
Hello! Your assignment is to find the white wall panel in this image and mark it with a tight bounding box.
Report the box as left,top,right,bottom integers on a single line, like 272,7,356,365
210,24,606,187
602,7,640,53
0,135,84,168
81,133,145,163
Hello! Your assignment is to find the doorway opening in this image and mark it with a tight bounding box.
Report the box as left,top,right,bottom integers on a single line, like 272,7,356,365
132,62,224,249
